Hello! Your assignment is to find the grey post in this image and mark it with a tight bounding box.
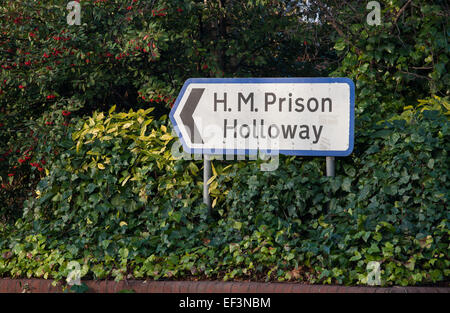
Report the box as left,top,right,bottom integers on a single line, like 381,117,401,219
203,155,212,211
326,156,335,177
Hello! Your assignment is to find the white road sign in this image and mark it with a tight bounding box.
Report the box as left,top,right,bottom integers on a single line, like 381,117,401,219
170,78,355,156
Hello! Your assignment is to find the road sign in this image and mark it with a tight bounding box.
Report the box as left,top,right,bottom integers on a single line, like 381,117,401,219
170,77,354,156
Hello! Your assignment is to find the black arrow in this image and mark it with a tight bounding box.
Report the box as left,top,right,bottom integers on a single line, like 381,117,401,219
180,88,205,144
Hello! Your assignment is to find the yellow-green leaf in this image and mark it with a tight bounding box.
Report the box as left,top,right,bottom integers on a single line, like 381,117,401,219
121,175,131,186
109,104,116,114
207,175,217,185
122,122,133,129
76,140,82,153
160,133,173,141
211,161,218,176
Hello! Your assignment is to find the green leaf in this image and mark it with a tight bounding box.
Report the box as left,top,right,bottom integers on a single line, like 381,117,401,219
119,248,129,259
334,40,346,51
233,221,242,230
342,178,352,192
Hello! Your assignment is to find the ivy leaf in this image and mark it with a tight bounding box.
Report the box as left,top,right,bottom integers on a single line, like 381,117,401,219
233,221,242,230
342,178,352,192
119,248,129,259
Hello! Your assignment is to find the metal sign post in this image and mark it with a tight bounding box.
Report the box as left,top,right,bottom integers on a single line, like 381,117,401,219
203,155,212,211
326,156,335,177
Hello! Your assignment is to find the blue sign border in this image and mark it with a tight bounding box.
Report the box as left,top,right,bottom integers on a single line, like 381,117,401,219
169,77,355,157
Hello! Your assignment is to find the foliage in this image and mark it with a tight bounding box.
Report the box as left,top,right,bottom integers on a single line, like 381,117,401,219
323,0,449,120
1,103,448,286
69,283,89,293
0,0,449,287
0,0,332,219
215,103,449,285
0,98,81,222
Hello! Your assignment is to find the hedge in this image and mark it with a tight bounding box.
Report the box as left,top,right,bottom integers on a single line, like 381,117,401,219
1,98,448,285
0,1,449,286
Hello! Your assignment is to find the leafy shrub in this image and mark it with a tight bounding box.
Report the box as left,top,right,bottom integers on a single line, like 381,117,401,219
1,0,449,287
0,99,81,222
212,103,449,285
1,104,448,285
330,1,449,120
0,0,332,222
1,107,211,281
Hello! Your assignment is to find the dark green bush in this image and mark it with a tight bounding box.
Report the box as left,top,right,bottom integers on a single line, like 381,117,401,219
214,103,449,285
0,99,81,222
